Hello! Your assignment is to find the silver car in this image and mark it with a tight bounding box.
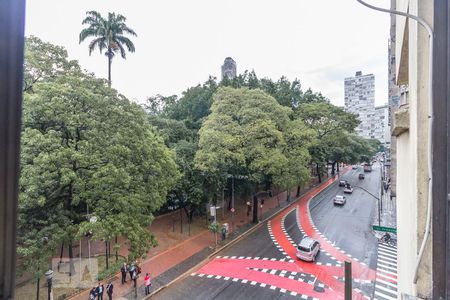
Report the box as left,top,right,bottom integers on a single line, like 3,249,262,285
333,195,346,205
296,237,320,262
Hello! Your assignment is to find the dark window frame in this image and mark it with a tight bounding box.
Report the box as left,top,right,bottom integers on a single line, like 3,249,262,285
0,1,26,299
432,0,450,298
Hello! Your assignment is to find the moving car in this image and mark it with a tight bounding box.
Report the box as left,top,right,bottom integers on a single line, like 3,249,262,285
333,195,346,205
343,186,353,194
359,173,365,179
352,165,358,170
296,237,320,262
338,180,347,187
363,163,372,172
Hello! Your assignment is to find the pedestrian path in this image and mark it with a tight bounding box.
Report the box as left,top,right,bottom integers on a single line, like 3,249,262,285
374,242,398,300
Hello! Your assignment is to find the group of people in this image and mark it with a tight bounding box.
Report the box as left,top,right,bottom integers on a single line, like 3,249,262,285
89,282,113,300
87,260,152,300
120,261,153,296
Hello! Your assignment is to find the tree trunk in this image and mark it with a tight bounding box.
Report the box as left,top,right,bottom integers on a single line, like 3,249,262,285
316,164,322,183
331,162,336,175
107,50,112,87
58,242,64,271
68,240,75,276
296,185,301,197
337,162,340,173
105,241,109,270
36,269,40,300
252,193,258,223
115,236,118,262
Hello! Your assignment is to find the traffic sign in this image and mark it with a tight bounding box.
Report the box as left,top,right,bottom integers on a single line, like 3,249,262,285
372,225,397,233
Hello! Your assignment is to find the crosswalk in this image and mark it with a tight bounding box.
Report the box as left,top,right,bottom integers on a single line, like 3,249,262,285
374,242,398,300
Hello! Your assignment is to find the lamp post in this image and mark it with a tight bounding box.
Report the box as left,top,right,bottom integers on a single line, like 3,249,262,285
44,269,53,300
353,186,381,226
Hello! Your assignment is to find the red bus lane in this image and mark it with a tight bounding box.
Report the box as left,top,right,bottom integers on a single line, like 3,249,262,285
190,168,380,299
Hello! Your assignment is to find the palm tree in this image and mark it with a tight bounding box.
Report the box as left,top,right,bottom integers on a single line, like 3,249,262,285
79,11,137,86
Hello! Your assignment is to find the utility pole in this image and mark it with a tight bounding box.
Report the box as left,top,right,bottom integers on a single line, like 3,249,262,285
344,261,352,300
231,175,235,232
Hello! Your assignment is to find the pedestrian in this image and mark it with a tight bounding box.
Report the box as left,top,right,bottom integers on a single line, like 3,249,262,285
120,263,127,284
95,283,104,300
89,287,97,300
128,262,136,282
144,273,152,295
132,268,138,288
106,282,113,300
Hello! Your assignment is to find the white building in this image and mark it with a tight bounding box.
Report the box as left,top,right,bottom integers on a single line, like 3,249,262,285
345,71,388,142
373,105,390,144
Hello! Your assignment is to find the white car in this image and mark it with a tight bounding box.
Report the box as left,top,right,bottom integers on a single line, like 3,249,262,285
333,195,346,205
343,186,353,194
296,237,320,262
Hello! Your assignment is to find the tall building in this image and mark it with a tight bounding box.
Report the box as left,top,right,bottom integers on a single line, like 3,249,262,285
221,57,237,80
374,105,389,143
387,0,399,199
344,71,375,139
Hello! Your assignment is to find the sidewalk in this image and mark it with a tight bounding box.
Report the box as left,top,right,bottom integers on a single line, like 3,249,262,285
67,178,325,300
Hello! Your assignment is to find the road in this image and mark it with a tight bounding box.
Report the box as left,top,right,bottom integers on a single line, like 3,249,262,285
153,165,397,300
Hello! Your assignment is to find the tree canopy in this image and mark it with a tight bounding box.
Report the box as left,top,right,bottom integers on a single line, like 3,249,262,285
18,38,179,281
195,87,313,195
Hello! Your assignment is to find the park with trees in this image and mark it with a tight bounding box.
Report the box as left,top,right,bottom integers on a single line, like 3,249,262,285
17,13,379,298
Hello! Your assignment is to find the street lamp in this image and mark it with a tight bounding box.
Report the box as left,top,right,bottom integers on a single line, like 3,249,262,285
352,185,381,226
44,269,53,300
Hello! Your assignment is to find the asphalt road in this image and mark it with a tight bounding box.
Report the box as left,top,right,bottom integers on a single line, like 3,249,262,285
310,166,379,268
153,166,381,300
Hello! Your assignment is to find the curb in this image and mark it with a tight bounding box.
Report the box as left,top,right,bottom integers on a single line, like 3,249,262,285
146,180,334,299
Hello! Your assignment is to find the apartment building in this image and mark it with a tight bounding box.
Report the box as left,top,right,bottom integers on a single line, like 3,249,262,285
374,105,389,144
392,0,449,298
344,71,375,139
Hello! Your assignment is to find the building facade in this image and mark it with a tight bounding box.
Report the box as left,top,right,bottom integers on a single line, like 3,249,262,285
344,71,375,139
374,105,389,144
393,0,433,298
221,57,237,80
345,71,390,144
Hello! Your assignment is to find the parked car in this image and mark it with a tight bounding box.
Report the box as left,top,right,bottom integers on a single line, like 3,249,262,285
338,180,347,187
296,237,320,262
343,186,353,194
333,195,346,205
359,173,365,179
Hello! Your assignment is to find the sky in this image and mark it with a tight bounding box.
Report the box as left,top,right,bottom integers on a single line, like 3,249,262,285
25,0,390,107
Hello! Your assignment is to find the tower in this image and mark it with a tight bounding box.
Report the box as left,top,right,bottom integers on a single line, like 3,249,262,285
221,57,237,80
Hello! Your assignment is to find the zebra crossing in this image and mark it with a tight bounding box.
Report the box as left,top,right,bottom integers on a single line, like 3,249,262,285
374,242,398,300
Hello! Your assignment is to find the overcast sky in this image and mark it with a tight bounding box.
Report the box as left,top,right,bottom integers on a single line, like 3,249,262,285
25,0,390,106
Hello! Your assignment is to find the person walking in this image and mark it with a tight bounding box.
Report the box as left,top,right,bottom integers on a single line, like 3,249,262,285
120,263,127,284
106,282,113,300
89,287,97,300
95,283,104,300
132,268,138,297
144,273,152,295
128,262,136,282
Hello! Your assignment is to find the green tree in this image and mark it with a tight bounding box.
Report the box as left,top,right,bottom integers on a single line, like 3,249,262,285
79,11,137,86
195,87,311,221
296,102,359,181
23,36,80,92
274,119,314,198
19,60,178,283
